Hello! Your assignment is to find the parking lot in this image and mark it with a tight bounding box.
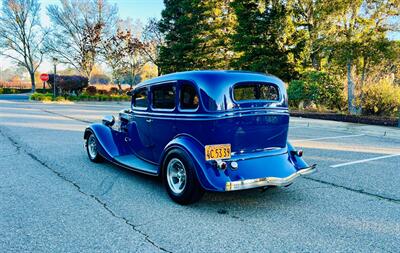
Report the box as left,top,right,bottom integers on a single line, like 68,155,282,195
1,99,399,252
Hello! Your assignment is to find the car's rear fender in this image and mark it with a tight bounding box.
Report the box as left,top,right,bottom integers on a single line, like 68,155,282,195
287,141,309,170
160,135,312,192
160,134,225,191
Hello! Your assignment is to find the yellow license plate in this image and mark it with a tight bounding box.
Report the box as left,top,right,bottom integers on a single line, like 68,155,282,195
205,144,231,161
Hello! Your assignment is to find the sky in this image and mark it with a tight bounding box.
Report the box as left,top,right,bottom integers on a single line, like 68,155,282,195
0,0,165,74
0,1,399,77
40,0,164,25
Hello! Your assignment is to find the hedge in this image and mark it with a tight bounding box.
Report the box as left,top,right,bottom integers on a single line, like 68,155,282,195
29,92,130,102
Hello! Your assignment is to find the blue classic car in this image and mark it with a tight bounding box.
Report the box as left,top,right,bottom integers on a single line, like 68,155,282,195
84,70,316,204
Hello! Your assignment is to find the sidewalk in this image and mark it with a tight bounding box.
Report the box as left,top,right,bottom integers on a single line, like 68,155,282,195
290,116,400,141
0,92,31,100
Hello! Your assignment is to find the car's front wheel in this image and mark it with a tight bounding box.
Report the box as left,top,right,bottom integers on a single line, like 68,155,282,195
86,132,103,163
163,149,204,205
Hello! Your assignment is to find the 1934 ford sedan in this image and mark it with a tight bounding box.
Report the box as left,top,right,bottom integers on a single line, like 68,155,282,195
84,70,316,204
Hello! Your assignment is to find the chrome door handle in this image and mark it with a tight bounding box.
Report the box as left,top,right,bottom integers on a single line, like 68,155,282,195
146,118,153,123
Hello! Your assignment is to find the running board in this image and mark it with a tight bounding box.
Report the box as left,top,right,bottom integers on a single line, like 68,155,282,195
113,155,159,176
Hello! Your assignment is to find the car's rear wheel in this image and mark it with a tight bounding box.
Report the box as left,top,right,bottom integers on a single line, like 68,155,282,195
163,149,204,205
86,132,103,163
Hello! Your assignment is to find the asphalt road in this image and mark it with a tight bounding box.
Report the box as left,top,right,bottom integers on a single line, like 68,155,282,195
1,99,399,252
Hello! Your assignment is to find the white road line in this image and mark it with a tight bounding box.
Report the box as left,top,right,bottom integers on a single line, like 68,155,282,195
330,154,400,168
291,134,365,142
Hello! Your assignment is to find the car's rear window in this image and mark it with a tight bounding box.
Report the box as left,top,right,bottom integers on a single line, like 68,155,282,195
234,82,279,101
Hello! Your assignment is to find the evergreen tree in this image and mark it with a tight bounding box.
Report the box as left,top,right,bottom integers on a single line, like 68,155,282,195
158,0,205,73
196,0,237,69
158,0,237,73
231,0,297,81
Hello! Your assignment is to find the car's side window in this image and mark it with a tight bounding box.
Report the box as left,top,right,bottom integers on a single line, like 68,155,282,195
152,84,175,109
180,83,199,110
133,88,148,108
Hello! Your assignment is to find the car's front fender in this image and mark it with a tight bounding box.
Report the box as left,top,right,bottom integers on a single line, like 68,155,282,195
84,123,128,161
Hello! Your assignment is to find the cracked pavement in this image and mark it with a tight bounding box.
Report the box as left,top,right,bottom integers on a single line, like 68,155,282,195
1,99,400,252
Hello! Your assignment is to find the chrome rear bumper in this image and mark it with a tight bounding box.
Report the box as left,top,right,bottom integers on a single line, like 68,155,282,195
225,164,317,191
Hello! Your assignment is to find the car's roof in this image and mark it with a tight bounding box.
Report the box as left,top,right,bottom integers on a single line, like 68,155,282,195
136,70,284,89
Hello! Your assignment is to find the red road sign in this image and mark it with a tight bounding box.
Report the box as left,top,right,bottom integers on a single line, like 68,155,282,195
40,73,49,82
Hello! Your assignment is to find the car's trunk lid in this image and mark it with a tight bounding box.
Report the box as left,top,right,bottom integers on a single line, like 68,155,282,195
203,110,289,154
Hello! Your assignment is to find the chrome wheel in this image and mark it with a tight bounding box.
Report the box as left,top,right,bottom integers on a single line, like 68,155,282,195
167,158,187,195
88,134,98,159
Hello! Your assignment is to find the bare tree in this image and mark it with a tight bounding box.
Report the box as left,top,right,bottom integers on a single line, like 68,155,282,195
0,0,46,92
142,18,164,76
101,28,130,92
124,34,145,88
101,19,146,89
45,0,118,79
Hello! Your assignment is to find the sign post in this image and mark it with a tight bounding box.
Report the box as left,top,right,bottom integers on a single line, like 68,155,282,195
40,73,49,94
52,58,58,99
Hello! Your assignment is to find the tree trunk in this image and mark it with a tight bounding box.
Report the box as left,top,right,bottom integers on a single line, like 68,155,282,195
157,65,162,76
30,72,36,93
116,79,122,95
311,51,320,70
347,59,357,115
359,58,368,115
129,70,135,89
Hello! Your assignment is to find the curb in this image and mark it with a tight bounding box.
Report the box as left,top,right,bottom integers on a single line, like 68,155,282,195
290,111,398,127
290,116,400,141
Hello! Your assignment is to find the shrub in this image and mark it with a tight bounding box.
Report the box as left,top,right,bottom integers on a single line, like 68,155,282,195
42,96,52,102
55,96,66,102
67,96,76,101
30,93,41,100
111,95,121,101
361,78,400,117
97,89,109,95
30,91,130,102
109,87,119,95
86,86,97,95
287,80,306,106
288,71,344,110
30,92,53,101
1,88,19,94
101,94,109,101
80,93,89,100
48,74,89,94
